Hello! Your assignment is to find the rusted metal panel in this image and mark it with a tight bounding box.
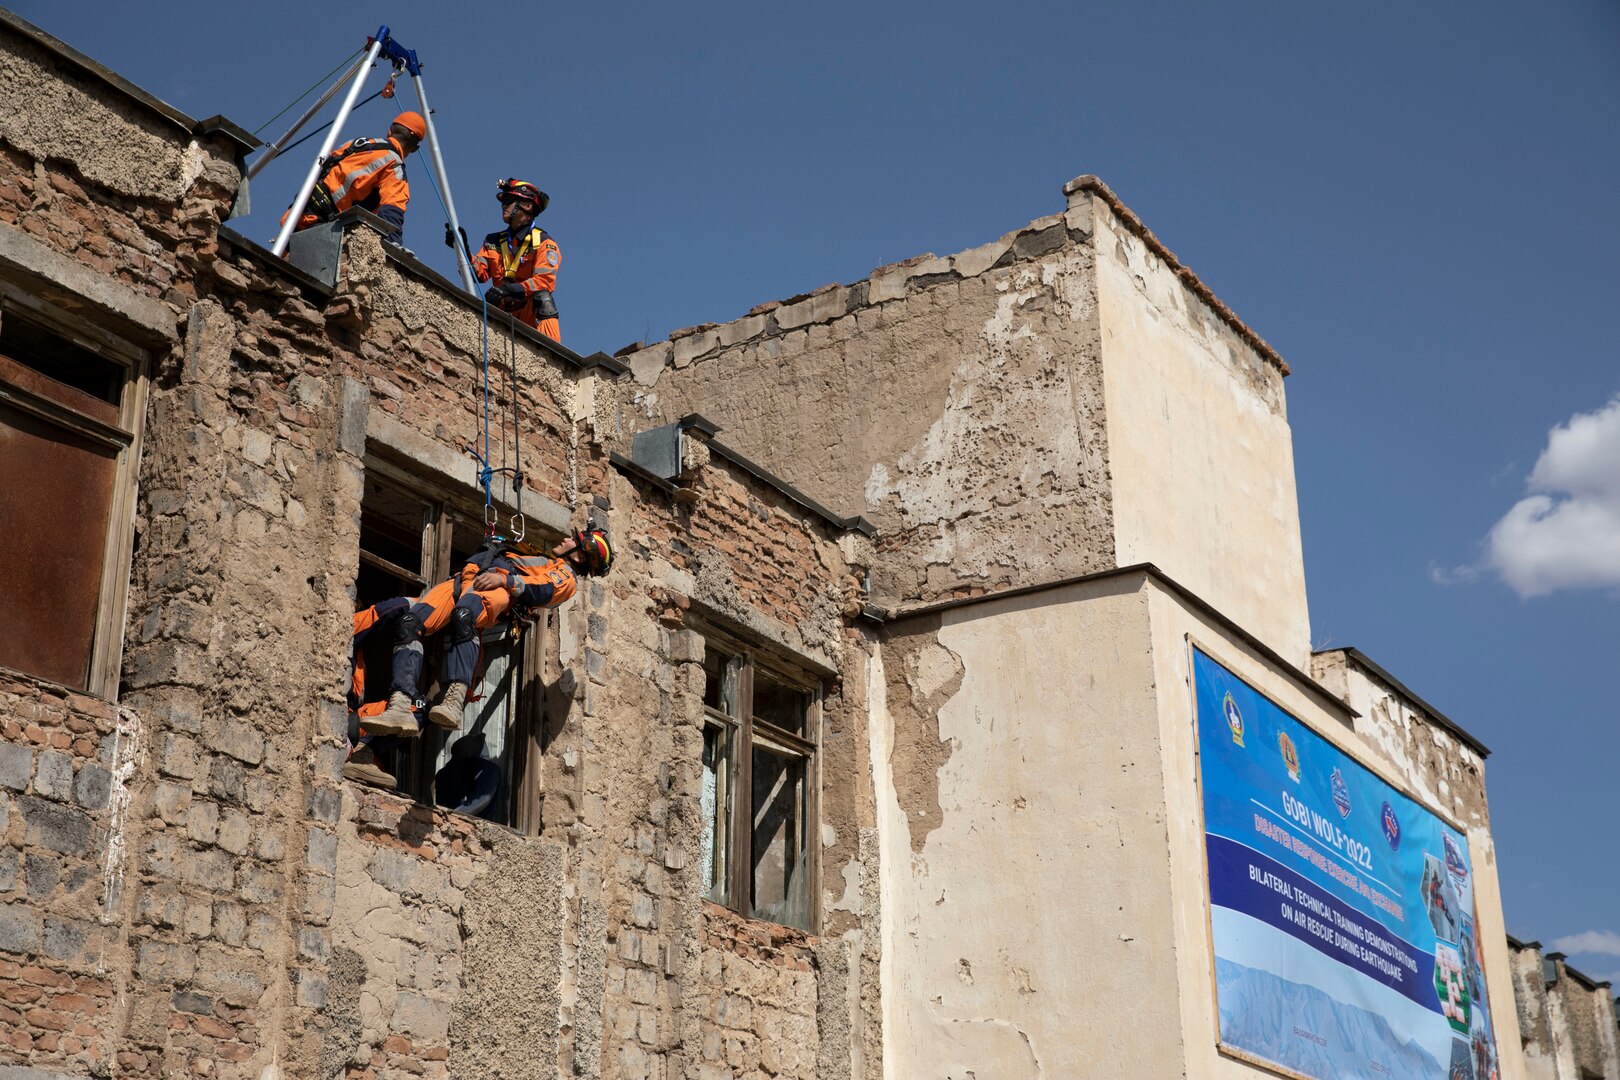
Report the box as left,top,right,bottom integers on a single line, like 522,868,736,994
0,399,116,689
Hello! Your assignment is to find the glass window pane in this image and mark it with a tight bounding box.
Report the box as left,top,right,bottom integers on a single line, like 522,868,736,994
749,743,809,929
752,670,808,737
702,719,733,903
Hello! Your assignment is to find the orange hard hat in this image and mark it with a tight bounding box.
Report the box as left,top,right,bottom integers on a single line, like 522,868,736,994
391,111,427,141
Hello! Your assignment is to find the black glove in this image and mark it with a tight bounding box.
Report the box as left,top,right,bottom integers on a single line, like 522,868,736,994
486,283,525,308
444,223,457,248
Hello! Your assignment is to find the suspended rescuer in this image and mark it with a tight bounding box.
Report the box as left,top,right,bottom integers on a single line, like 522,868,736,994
461,178,562,341
367,528,613,735
342,597,413,788
283,111,426,245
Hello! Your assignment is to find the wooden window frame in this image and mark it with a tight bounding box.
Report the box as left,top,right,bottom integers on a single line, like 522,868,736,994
0,285,149,699
697,623,822,934
354,456,552,833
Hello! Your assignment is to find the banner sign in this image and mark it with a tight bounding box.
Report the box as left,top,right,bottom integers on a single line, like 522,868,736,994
1193,647,1500,1080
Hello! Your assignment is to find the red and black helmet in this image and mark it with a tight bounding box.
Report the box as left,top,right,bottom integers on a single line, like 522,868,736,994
497,178,549,215
567,529,612,576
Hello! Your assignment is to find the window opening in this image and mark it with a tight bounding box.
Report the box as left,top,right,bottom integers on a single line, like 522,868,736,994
0,299,143,696
349,464,546,828
696,632,818,931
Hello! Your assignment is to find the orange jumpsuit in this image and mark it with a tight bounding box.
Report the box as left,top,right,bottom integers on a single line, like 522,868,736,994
473,227,561,341
392,550,578,692
286,136,411,243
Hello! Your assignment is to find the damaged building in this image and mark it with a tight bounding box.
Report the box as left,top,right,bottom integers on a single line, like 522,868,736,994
0,9,1615,1080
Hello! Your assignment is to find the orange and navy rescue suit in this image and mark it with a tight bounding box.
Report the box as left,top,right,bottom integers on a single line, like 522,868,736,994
473,227,561,340
349,597,411,739
389,546,578,701
287,135,411,243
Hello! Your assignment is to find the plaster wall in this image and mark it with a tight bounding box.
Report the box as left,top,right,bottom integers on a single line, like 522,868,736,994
612,211,1114,608
1088,192,1311,666
872,578,1183,1078
1144,579,1530,1079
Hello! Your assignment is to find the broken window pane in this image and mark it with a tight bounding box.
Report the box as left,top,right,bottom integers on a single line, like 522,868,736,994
702,718,733,903
750,741,808,930
752,669,807,736
703,646,737,716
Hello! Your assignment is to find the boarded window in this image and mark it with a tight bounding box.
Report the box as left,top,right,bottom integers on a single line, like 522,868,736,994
0,301,143,696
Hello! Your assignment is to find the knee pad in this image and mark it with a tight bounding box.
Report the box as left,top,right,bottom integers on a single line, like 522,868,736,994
394,610,422,647
448,602,479,647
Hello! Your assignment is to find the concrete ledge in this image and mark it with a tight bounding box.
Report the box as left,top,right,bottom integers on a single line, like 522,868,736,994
0,221,177,345
365,406,571,537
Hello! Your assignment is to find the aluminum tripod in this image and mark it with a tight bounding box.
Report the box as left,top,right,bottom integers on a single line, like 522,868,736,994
259,26,476,294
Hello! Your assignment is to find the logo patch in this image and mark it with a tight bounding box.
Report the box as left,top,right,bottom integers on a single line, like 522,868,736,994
1278,732,1299,782
1223,692,1244,747
545,247,559,267
1331,767,1352,819
1381,801,1401,850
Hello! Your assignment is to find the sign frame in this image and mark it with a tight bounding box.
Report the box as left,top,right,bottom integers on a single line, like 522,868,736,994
1184,635,1497,1080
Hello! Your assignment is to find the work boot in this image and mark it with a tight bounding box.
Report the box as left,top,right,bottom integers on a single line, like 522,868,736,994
364,692,421,738
343,743,397,789
428,682,467,731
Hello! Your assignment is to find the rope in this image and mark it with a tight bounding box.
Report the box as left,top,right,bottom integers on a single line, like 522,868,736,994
253,46,365,136
276,87,390,158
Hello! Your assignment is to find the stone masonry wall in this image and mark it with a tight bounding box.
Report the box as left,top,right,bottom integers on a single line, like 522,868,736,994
1508,939,1620,1080
529,434,870,1080
610,211,1113,609
0,672,133,1075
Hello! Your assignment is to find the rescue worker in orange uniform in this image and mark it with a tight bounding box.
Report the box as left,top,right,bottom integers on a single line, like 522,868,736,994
285,111,425,245
371,529,612,733
343,596,414,787
472,179,562,341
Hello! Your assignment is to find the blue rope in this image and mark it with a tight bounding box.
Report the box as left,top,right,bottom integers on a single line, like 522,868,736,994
393,101,495,522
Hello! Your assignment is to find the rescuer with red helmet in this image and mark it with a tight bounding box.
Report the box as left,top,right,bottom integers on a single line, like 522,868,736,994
471,178,562,341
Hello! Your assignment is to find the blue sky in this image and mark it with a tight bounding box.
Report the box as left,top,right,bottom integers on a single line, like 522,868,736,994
19,1,1619,982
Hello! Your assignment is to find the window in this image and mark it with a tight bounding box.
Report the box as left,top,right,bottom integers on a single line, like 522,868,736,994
699,631,819,931
351,459,548,830
0,293,147,697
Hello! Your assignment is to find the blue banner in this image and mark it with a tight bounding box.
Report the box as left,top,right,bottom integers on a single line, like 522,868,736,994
1193,648,1500,1080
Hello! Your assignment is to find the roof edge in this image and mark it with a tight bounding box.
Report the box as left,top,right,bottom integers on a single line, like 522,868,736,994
879,562,1355,726
1313,645,1491,758
1064,174,1289,377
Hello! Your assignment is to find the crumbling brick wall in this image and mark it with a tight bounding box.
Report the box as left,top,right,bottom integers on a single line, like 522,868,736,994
520,433,871,1080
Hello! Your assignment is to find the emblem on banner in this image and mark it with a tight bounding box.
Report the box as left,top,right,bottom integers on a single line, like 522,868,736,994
1223,692,1244,747
1331,767,1352,818
1278,731,1299,782
1381,801,1401,850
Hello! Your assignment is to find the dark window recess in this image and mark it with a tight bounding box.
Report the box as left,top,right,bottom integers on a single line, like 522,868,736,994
698,638,817,931
350,467,542,830
0,310,123,404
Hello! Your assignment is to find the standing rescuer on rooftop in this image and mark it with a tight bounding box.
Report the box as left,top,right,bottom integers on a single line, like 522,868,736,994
470,178,562,341
284,111,425,245
367,528,613,735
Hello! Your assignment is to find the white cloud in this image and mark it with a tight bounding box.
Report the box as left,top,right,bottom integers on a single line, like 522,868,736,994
1481,396,1620,598
1550,929,1620,957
